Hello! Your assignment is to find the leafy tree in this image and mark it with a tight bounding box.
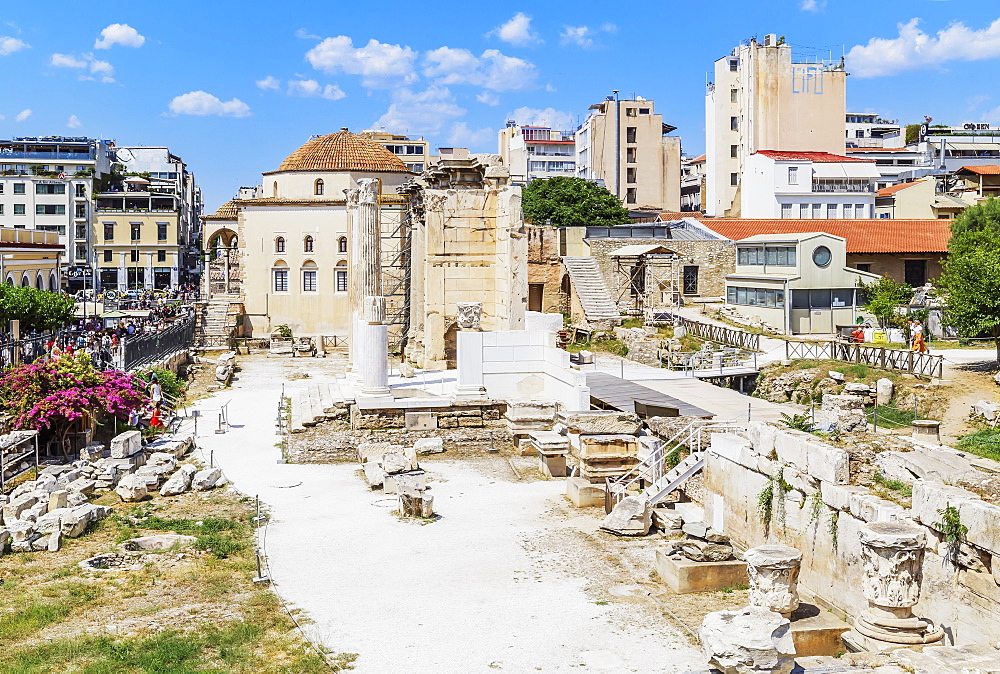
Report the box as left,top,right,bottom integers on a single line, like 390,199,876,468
0,285,75,332
522,176,631,228
857,275,912,330
936,199,1000,361
904,124,922,144
136,367,185,402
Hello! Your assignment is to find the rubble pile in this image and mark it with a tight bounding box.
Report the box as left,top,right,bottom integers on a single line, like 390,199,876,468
358,440,435,519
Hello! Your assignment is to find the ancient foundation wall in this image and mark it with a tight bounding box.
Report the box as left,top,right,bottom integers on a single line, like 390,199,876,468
702,425,1000,646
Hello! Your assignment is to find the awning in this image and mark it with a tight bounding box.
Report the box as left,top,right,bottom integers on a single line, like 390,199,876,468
946,143,999,151
608,244,675,257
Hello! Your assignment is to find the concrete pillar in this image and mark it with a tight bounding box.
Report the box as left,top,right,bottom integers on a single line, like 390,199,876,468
119,253,127,292
346,179,382,376
359,296,391,398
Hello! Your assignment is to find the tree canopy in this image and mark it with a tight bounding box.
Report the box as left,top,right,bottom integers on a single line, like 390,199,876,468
858,275,912,330
0,285,75,332
936,198,1000,360
522,176,631,228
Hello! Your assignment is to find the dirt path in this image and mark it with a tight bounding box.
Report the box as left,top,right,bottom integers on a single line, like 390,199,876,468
939,357,999,444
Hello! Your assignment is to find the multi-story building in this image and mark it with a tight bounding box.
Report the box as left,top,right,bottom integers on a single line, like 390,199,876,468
845,113,903,149
575,96,681,211
0,136,113,291
680,154,705,213
498,123,576,184
0,228,64,290
741,150,878,219
914,124,1000,172
94,146,202,291
363,131,429,174
844,147,929,189
706,34,848,217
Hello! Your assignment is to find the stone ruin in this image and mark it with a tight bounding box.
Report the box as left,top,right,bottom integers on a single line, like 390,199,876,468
358,438,437,519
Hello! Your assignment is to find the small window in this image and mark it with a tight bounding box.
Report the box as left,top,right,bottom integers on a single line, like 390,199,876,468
799,204,809,218
827,204,838,219
275,236,285,253
157,223,168,240
104,223,114,240
626,167,637,184
626,127,637,143
730,116,738,131
0,184,4,194
104,250,113,263
314,179,324,196
157,250,167,263
75,184,86,197
130,223,141,240
626,148,636,163
336,269,348,292
856,263,871,273
273,181,278,197
13,204,24,215
730,173,738,186
130,250,139,263
780,203,793,218
304,235,314,252
274,269,289,292
729,59,738,71
13,183,25,194
730,88,738,103
812,245,832,267
625,187,637,204
302,270,317,292
811,203,822,219
338,236,347,253
36,204,66,215
730,144,738,158
788,167,798,185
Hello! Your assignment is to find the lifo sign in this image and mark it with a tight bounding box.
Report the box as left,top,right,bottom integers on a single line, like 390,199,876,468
64,266,93,279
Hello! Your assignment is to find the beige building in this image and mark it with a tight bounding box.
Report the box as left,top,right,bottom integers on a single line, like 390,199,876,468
361,131,429,174
498,123,576,184
706,34,848,217
0,227,63,290
575,96,680,211
94,192,184,291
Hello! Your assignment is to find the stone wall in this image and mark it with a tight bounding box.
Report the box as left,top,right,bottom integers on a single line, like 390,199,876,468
585,237,735,302
350,402,504,430
702,424,1000,646
526,225,567,314
846,253,945,285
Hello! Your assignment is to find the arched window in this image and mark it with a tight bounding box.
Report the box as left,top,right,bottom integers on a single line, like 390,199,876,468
335,261,348,292
304,235,314,252
21,275,30,287
272,260,289,292
50,274,57,291
273,181,278,197
275,236,285,253
314,179,324,196
338,236,347,253
37,274,45,290
301,260,318,292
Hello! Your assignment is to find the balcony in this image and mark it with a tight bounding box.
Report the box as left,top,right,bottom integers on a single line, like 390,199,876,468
0,150,95,161
812,181,875,193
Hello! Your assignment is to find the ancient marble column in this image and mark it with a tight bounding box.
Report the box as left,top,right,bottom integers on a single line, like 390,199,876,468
854,522,944,645
358,296,391,398
745,544,802,617
346,179,382,378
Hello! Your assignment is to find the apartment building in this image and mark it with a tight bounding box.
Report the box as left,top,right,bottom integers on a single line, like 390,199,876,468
0,136,113,291
94,146,202,291
498,123,576,184
845,113,903,149
575,96,681,211
706,34,848,217
363,131,428,174
680,154,706,212
741,150,878,219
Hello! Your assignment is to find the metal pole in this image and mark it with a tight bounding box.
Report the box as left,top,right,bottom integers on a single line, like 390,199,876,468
613,90,621,200
913,393,918,422
747,402,751,423
210,449,214,468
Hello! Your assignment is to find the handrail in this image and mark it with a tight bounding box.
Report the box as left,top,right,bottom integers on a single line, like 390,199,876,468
783,339,944,378
650,311,761,352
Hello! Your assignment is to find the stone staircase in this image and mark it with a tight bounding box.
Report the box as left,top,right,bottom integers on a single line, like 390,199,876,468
195,294,241,349
289,382,350,433
562,256,621,326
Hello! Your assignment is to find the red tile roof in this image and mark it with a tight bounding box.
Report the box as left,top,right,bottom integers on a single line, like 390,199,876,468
696,218,950,254
876,179,928,197
755,150,874,163
956,165,1000,175
689,154,706,163
658,211,702,220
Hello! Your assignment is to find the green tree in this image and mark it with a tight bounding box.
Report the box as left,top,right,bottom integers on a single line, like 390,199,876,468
522,176,631,228
937,200,1000,360
858,275,912,330
0,285,76,332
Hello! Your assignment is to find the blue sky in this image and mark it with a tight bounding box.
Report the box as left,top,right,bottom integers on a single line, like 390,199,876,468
2,2,999,212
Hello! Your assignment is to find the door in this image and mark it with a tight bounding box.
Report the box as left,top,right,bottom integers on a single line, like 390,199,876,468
904,259,927,287
528,284,544,312
682,266,699,295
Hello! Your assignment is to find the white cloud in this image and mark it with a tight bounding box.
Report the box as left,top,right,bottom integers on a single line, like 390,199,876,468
489,12,540,46
0,115,5,121
88,59,115,83
506,106,575,130
295,28,320,40
168,91,251,118
447,121,494,149
374,87,465,134
50,53,88,68
67,114,82,129
287,79,346,100
422,47,536,91
256,75,281,90
601,23,618,34
0,36,28,56
94,23,145,49
476,91,500,106
16,108,31,122
561,26,595,48
847,17,1000,78
545,83,557,92
800,0,825,11
306,36,417,88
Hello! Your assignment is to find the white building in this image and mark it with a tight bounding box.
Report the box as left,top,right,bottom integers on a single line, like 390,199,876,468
845,113,903,149
498,123,576,184
0,136,113,291
741,150,878,219
680,154,705,213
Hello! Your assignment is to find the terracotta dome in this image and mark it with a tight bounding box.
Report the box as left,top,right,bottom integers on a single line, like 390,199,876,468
274,129,408,173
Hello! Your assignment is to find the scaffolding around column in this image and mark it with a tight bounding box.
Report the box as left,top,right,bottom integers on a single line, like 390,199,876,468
380,204,411,353
609,244,686,317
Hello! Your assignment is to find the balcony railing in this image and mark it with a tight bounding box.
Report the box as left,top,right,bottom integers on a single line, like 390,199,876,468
812,182,875,193
0,150,96,161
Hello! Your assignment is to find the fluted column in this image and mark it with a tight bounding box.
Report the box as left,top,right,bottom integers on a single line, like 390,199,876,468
346,179,382,378
359,296,391,398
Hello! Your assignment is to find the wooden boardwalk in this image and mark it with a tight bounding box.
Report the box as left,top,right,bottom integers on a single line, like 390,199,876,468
586,371,713,418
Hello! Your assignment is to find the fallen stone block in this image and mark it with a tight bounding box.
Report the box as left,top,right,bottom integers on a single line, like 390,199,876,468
35,508,73,534
115,475,148,502
160,464,197,497
381,452,412,475
55,469,82,489
560,411,642,435
48,490,68,511
110,430,143,459
566,477,605,508
679,539,734,562
682,521,709,538
192,468,223,491
700,606,795,674
398,490,434,518
652,508,683,530
3,494,38,524
122,534,197,551
601,496,651,536
413,438,445,455
362,461,386,489
7,520,35,545
66,492,89,508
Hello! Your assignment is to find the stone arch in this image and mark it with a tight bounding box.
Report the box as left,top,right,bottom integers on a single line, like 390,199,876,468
37,274,45,290
21,274,31,287
50,273,58,291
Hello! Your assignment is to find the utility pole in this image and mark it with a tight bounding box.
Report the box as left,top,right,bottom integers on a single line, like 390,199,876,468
613,90,621,201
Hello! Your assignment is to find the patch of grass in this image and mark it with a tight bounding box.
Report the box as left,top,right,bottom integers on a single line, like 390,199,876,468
620,318,643,329
871,472,913,498
957,429,1000,463
594,600,609,605
868,404,917,429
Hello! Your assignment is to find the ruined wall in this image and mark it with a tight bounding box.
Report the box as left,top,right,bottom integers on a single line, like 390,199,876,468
585,237,735,301
526,224,567,314
702,425,1000,646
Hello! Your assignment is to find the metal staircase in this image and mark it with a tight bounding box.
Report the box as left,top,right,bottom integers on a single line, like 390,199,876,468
562,257,621,324
605,419,743,513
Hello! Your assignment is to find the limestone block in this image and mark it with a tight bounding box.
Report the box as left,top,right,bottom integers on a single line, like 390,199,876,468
565,478,605,508
192,468,223,491
803,441,850,485
958,499,1000,555
577,434,639,460
398,491,434,518
384,471,427,495
56,469,81,489
971,400,1000,421
61,504,99,537
24,502,48,521
3,495,38,524
820,483,869,511
46,530,61,552
560,411,641,435
773,429,809,473
66,492,89,508
828,371,846,383
115,475,148,502
682,521,709,538
600,496,651,536
381,452,412,475
0,529,9,554
160,464,197,497
678,539,734,562
122,534,197,551
822,394,865,412
843,383,872,396
911,480,980,531
652,508,683,530
34,508,72,534
405,412,437,431
110,430,143,459
363,461,386,489
889,448,977,483
34,474,58,493
849,492,904,523
7,520,35,545
700,606,795,674
876,378,894,406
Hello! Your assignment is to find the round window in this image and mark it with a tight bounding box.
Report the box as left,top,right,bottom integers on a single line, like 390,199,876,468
812,245,832,267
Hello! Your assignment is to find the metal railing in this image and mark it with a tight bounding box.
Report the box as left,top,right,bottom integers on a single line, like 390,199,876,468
659,347,758,375
784,340,944,378
811,182,875,193
122,316,195,371
0,332,58,371
651,311,761,351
